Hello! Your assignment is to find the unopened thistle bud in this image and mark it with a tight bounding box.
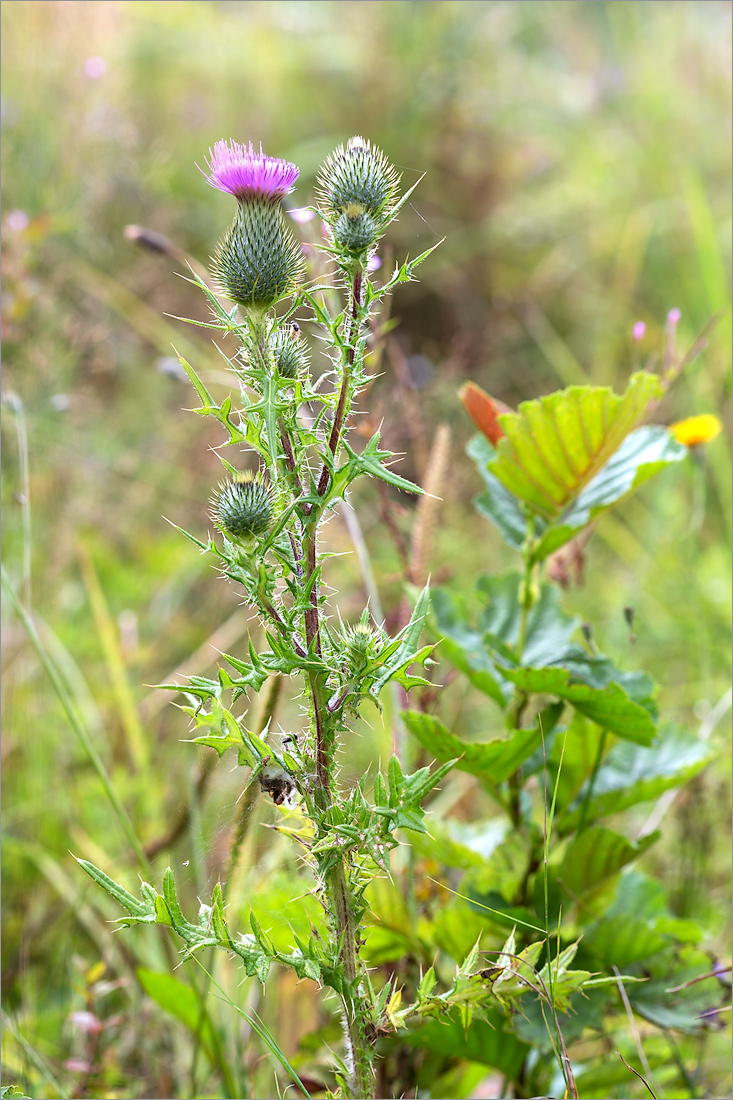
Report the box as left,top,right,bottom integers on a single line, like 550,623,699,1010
204,140,305,310
342,612,385,675
270,322,309,380
211,472,273,543
317,136,400,252
333,210,379,254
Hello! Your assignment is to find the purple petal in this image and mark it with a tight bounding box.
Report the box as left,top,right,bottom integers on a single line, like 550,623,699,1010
632,321,646,341
203,140,299,202
667,308,682,326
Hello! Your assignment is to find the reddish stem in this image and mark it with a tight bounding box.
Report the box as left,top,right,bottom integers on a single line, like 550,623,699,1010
316,269,363,497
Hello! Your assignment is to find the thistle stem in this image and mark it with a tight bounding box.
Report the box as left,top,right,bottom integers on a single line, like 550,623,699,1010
316,267,363,497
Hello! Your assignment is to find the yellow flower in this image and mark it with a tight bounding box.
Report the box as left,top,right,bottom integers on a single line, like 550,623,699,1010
670,414,723,447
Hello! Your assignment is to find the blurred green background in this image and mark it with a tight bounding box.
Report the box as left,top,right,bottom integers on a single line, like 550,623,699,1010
2,2,731,1097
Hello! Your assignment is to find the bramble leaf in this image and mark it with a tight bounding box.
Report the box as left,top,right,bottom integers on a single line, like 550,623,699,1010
489,372,662,520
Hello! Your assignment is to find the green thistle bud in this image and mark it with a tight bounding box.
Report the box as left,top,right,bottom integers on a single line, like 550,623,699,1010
270,322,309,380
211,473,273,542
342,613,385,675
317,136,400,222
333,211,379,254
212,201,305,311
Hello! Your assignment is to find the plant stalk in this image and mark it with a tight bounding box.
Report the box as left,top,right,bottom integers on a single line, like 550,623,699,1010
316,267,363,497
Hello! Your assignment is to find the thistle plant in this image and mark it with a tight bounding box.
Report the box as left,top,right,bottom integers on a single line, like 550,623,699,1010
79,136,442,1100
75,138,726,1100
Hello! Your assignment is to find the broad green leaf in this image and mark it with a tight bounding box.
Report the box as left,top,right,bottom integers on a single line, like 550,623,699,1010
431,587,507,705
431,575,580,704
137,969,215,1045
467,434,529,549
558,826,659,898
534,425,688,559
476,573,579,668
562,725,713,827
464,829,532,907
410,818,511,870
629,945,725,1032
401,1008,529,1077
403,711,541,786
489,372,662,520
498,665,657,744
582,914,669,966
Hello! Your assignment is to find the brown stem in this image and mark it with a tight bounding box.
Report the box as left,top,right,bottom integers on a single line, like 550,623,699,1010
316,269,363,497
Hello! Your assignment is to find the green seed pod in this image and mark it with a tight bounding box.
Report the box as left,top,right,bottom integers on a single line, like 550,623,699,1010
212,201,304,310
212,473,273,542
332,211,378,254
317,136,400,221
270,323,309,380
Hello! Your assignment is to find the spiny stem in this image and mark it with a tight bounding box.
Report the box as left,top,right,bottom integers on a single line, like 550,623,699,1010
316,267,363,497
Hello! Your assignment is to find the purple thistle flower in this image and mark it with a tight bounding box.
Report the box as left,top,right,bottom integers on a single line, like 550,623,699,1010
203,140,299,203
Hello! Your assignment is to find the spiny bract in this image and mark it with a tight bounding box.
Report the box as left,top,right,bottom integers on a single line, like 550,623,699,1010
270,323,309,380
317,136,400,222
212,473,274,541
212,201,304,310
342,617,386,675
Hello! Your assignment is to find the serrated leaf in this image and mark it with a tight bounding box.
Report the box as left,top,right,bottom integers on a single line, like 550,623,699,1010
401,1007,529,1076
76,859,150,917
342,432,423,496
558,826,659,898
562,725,713,827
498,665,657,744
534,424,688,559
403,711,542,786
370,584,431,697
489,372,662,520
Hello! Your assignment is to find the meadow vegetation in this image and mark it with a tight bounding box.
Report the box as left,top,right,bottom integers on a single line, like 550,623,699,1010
2,3,731,1098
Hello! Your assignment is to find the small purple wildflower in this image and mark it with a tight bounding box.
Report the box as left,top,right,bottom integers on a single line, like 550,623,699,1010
84,56,107,79
204,140,298,202
6,209,29,231
367,254,382,273
632,321,646,342
667,308,682,326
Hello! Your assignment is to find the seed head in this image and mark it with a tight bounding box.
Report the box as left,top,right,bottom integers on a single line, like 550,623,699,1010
317,136,400,222
211,473,273,542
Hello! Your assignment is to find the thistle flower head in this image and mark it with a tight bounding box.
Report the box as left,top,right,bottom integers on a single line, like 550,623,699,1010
271,322,309,380
211,472,273,542
204,140,299,203
317,136,400,223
